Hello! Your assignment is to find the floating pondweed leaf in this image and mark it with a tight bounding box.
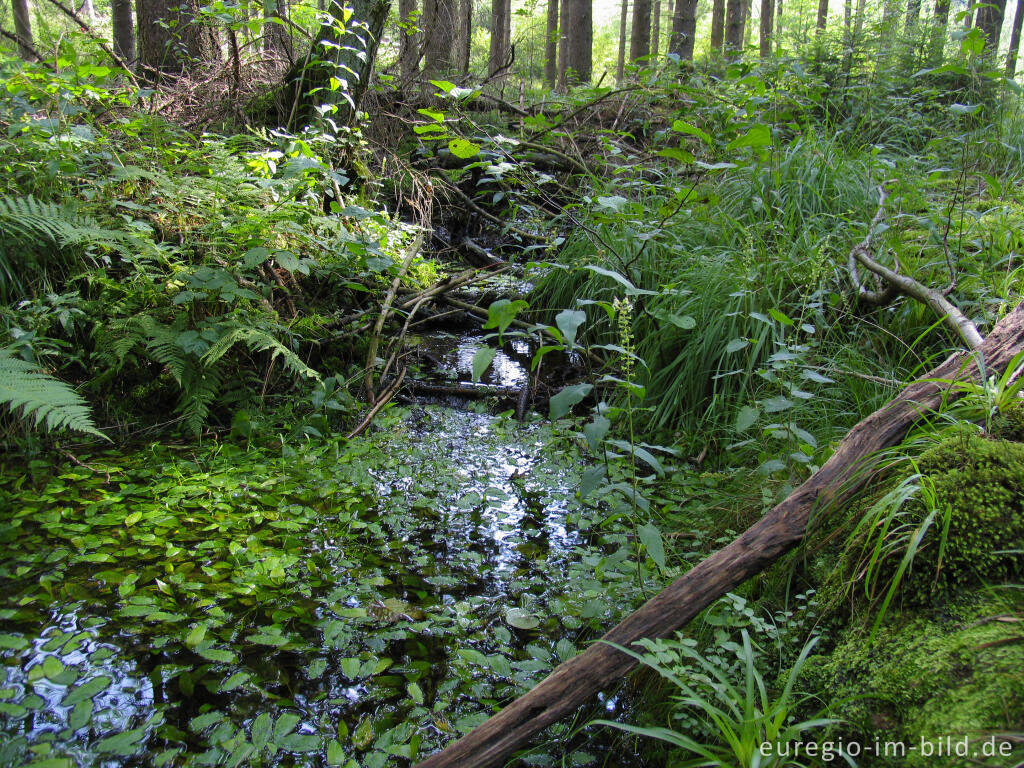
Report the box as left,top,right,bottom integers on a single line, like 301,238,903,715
504,607,540,630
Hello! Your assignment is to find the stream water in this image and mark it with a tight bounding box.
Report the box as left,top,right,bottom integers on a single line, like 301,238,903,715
0,335,657,767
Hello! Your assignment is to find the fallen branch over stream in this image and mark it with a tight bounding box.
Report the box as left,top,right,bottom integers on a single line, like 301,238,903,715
412,301,1024,768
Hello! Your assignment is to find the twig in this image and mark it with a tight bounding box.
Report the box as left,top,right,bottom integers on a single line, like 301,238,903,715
364,230,424,401
346,366,406,439
41,0,138,81
0,29,47,63
433,176,549,243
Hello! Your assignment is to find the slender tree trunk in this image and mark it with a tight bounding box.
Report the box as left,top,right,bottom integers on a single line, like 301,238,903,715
422,0,458,78
399,0,420,80
135,0,211,75
630,0,652,61
743,0,753,46
904,0,920,32
976,0,1007,51
112,0,135,64
80,0,96,22
544,0,558,86
1007,0,1024,74
929,0,950,64
616,0,628,80
12,0,35,60
652,0,661,58
488,0,511,78
668,0,697,58
557,0,569,87
564,0,592,83
853,0,866,40
286,0,391,125
711,0,725,50
816,0,828,33
775,0,783,50
264,0,293,58
724,0,744,51
760,0,773,56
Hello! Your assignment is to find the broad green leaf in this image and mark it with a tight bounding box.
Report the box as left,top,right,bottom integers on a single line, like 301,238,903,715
251,713,273,750
595,195,628,213
583,414,610,453
274,712,301,740
220,672,249,692
185,623,207,649
671,119,712,145
555,309,586,350
416,107,444,122
448,139,481,159
63,675,111,707
762,396,794,413
482,299,529,335
198,647,237,663
504,607,540,630
725,338,749,354
327,740,347,766
190,711,223,731
580,466,606,498
768,308,794,326
471,347,496,383
96,727,146,755
0,634,28,650
407,682,424,705
735,406,759,432
638,522,666,569
726,124,772,150
549,384,592,420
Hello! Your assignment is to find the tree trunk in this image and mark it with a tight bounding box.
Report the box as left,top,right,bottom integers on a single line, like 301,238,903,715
904,0,920,32
616,0,628,81
264,0,293,58
458,0,472,75
422,0,458,77
112,0,136,64
815,0,828,33
564,0,592,84
775,0,783,50
724,0,744,51
80,0,96,22
711,0,725,50
668,0,696,58
976,0,1007,51
410,301,1024,768
1007,0,1024,74
760,0,773,56
544,0,558,86
11,0,35,60
557,0,569,87
399,0,420,81
652,0,661,58
630,0,652,61
929,0,950,64
489,0,511,77
285,0,391,125
135,0,211,75
853,0,866,40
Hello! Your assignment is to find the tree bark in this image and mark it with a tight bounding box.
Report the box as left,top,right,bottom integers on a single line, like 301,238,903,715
11,0,35,60
410,300,1024,768
724,0,744,51
976,0,1006,51
668,0,697,58
760,0,773,57
815,0,828,33
112,0,135,64
489,0,511,78
1005,0,1023,75
135,0,211,75
616,0,628,80
651,0,661,58
904,0,920,32
630,0,652,62
557,0,569,87
929,0,950,64
544,0,558,86
564,0,592,84
264,0,293,58
458,0,472,75
398,0,420,81
285,0,391,125
422,0,458,77
711,0,725,51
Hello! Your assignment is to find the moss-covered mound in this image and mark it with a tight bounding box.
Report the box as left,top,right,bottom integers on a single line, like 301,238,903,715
802,595,1024,767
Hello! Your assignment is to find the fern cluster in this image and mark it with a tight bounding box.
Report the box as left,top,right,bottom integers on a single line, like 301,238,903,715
0,347,105,439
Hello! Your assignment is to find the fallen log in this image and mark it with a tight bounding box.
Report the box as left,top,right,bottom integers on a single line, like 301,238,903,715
412,301,1024,768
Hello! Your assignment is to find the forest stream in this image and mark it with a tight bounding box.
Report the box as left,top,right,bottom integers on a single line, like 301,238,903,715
0,318,655,768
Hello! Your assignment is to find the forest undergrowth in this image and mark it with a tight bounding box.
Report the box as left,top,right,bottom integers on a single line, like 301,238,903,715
0,23,1023,768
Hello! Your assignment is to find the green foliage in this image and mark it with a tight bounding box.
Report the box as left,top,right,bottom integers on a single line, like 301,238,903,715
593,630,842,767
0,346,104,439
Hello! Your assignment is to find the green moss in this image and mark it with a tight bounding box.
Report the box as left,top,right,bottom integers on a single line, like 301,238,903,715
801,594,1024,766
900,434,1024,604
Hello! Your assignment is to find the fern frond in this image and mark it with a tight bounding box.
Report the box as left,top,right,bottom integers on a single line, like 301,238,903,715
0,348,108,440
178,364,223,437
202,324,320,381
0,194,134,253
103,315,188,382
